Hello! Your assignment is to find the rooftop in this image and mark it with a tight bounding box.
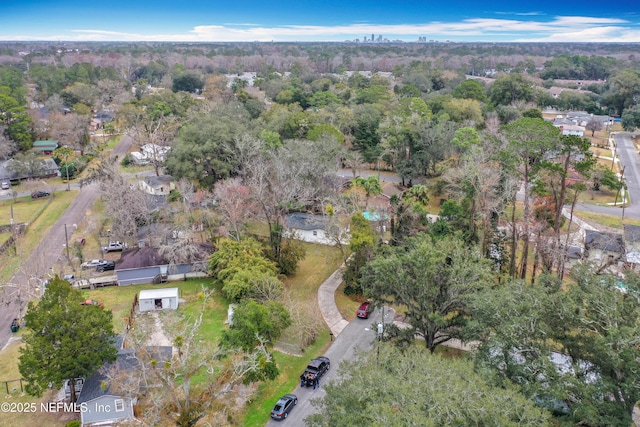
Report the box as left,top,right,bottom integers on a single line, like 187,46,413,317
139,287,179,299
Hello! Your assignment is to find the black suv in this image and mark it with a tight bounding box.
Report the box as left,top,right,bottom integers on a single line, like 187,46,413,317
96,261,116,272
300,356,330,387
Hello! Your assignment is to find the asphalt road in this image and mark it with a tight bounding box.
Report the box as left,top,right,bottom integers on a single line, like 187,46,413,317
573,132,640,219
266,307,395,426
0,135,134,351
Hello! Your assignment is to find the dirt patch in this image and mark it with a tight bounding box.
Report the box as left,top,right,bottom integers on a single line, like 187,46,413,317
144,311,173,347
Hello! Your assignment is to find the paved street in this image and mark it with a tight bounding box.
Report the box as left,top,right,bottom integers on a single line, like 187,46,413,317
0,135,134,351
266,307,394,426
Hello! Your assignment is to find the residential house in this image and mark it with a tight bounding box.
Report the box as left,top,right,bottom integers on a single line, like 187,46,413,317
77,344,172,427
623,224,640,270
129,151,149,165
0,158,59,182
115,244,212,286
584,230,624,269
139,175,175,196
563,245,585,271
140,143,171,163
284,212,348,246
32,140,58,155
554,123,585,137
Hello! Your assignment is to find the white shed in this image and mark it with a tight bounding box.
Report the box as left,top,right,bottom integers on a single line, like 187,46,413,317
139,287,179,312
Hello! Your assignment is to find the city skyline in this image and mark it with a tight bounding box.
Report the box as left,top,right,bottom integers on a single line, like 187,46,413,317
1,1,639,43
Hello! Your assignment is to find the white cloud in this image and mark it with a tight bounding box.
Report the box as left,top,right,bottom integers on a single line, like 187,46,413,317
2,15,639,42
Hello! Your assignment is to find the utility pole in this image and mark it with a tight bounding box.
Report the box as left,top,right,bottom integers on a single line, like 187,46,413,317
64,223,70,261
614,165,626,207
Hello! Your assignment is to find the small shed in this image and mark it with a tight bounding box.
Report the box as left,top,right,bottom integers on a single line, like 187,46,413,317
139,287,179,312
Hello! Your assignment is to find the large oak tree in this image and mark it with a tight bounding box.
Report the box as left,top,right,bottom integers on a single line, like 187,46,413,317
18,277,117,402
306,344,551,426
363,233,493,353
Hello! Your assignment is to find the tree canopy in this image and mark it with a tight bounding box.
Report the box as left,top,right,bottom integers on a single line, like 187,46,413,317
306,344,551,427
19,277,118,402
467,269,640,427
363,233,493,352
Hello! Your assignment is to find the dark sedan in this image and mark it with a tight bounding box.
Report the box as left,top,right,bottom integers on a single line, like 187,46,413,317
270,394,297,420
31,190,51,199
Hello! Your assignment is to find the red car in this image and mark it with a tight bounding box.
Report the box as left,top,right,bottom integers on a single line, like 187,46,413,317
356,301,373,319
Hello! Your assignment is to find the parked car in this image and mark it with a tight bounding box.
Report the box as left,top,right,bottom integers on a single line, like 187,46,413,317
270,394,297,420
81,259,105,270
63,274,74,281
102,241,127,252
31,190,50,199
300,356,330,387
96,261,116,272
1,181,9,190
356,301,373,319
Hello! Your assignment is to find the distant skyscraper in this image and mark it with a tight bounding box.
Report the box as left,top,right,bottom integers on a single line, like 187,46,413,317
372,34,375,42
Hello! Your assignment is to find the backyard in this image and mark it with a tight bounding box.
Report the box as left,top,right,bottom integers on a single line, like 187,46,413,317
0,241,347,426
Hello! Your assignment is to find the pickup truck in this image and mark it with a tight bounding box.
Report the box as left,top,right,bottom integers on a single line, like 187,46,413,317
102,241,127,252
300,356,330,387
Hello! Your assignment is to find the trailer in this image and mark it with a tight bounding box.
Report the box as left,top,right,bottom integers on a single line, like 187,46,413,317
72,275,118,289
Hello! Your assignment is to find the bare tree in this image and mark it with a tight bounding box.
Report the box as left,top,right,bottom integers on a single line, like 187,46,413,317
212,177,254,241
158,230,204,274
98,163,150,243
586,117,603,137
124,290,277,427
243,139,341,238
175,177,195,213
0,129,16,159
48,112,92,154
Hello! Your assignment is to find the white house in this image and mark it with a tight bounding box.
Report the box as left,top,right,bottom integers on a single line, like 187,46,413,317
139,175,175,196
139,287,179,312
141,143,171,163
284,212,348,246
554,124,585,136
129,151,149,165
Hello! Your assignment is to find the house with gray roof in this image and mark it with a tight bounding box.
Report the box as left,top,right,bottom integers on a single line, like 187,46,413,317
139,175,175,196
77,344,172,427
284,212,348,246
0,158,59,182
585,230,624,269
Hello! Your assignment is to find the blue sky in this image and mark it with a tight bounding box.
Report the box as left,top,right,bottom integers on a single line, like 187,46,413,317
1,1,639,42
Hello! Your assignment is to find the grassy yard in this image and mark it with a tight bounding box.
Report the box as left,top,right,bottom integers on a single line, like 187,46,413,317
241,242,343,426
0,194,54,227
573,210,640,230
0,240,345,427
0,191,77,284
0,340,69,427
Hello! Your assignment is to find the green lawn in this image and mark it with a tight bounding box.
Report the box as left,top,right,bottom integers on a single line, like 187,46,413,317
0,195,52,227
573,210,639,230
0,191,76,284
0,183,352,426
243,333,332,427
